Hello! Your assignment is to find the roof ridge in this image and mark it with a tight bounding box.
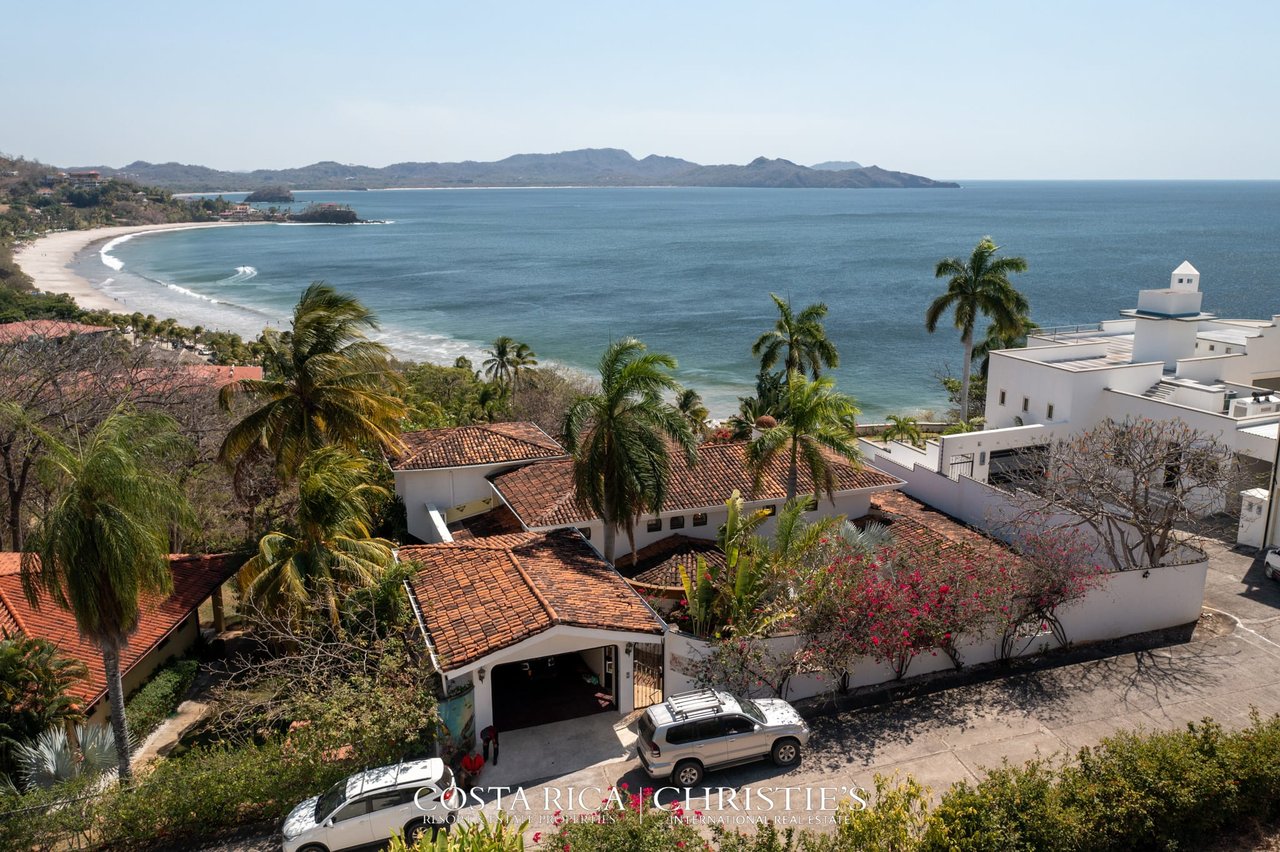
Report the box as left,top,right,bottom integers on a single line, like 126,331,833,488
505,542,560,625
0,582,29,636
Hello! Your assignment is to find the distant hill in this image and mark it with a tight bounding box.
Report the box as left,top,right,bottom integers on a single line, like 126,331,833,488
70,149,958,192
811,160,863,171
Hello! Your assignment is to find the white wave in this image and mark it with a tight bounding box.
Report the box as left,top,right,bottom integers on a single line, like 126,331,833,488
99,233,138,271
164,282,220,304
217,265,259,283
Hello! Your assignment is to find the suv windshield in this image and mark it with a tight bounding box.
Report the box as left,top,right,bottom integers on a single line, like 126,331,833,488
315,780,347,823
740,700,766,724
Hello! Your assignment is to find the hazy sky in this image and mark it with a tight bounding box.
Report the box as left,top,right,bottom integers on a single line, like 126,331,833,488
9,1,1278,178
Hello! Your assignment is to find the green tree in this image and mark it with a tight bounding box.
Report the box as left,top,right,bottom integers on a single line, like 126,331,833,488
239,447,395,632
21,408,194,781
881,414,925,448
218,283,406,475
0,636,87,778
926,237,1029,423
975,314,1040,378
482,337,538,405
751,293,839,379
508,341,538,406
676,387,710,438
747,371,862,502
562,338,696,565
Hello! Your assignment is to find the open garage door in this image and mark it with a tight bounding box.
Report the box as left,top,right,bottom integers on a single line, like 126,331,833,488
492,647,617,731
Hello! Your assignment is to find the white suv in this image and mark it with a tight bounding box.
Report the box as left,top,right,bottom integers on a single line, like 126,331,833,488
637,689,810,787
1265,548,1280,580
281,758,460,852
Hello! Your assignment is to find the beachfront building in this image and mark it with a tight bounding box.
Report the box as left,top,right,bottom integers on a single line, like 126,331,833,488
877,262,1280,535
390,422,903,558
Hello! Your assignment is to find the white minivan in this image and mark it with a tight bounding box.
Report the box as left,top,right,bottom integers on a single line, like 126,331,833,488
281,758,460,852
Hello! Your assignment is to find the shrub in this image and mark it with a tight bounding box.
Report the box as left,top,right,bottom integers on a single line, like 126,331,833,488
833,773,931,852
922,759,1078,852
125,658,199,743
389,810,528,851
549,788,703,851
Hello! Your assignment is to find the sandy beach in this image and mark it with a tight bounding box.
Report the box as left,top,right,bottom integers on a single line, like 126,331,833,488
13,222,259,314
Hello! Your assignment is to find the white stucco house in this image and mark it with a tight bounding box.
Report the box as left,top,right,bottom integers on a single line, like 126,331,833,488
877,262,1280,536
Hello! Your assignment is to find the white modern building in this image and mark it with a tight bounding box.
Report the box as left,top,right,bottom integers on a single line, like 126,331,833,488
885,262,1280,540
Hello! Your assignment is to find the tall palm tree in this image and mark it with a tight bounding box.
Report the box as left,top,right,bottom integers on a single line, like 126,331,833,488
508,341,538,406
562,338,697,565
752,294,839,379
676,387,710,438
926,237,1029,422
22,409,194,781
218,283,406,475
747,371,862,502
239,447,394,632
481,336,516,390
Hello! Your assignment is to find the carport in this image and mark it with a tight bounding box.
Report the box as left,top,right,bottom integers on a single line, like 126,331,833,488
400,529,666,750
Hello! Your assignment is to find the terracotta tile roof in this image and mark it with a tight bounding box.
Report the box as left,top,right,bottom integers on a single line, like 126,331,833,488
400,530,663,671
492,441,903,528
870,492,1024,568
628,535,727,589
0,553,242,707
0,320,114,344
392,422,566,471
446,505,524,541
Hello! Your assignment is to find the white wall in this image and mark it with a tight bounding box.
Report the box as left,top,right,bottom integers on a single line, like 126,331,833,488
397,463,514,542
664,557,1207,703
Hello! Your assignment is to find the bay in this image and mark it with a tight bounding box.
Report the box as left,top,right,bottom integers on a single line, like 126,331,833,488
81,182,1280,418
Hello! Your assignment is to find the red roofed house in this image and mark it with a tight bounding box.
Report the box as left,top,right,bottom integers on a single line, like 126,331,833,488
0,319,115,346
400,530,664,746
0,552,241,723
390,423,903,563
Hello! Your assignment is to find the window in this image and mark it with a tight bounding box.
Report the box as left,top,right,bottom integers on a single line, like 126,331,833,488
720,716,755,735
999,390,1006,406
692,513,708,527
670,515,685,530
1022,397,1030,413
763,505,777,517
1209,344,1216,352
332,799,370,823
1226,347,1234,354
646,518,662,533
667,721,716,744
369,790,413,812
578,527,591,540
1046,403,1055,420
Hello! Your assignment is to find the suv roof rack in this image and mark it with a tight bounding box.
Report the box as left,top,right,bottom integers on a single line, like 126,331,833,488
665,689,724,721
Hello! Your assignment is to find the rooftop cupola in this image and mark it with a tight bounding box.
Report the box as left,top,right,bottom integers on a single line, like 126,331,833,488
1170,260,1200,292
1126,261,1212,369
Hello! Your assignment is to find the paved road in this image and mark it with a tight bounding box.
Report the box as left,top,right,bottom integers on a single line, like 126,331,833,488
195,542,1280,847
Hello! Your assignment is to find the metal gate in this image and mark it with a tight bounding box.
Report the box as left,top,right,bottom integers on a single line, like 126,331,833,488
632,642,664,708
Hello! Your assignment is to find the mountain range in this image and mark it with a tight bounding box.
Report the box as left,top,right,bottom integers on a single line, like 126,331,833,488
71,149,958,192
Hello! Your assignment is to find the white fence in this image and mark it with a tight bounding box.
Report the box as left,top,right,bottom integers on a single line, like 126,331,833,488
665,557,1207,702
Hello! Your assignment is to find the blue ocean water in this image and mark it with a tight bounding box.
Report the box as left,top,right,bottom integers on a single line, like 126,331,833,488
80,182,1280,418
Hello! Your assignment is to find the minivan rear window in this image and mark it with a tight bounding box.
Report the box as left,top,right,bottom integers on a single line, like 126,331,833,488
638,715,657,745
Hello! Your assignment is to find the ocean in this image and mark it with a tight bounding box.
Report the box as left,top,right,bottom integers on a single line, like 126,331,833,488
77,182,1280,419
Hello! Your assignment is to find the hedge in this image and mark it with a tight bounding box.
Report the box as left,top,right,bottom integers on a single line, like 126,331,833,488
125,658,200,743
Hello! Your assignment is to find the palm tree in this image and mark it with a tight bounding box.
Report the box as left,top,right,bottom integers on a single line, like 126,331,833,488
747,371,862,502
481,336,516,390
752,294,839,379
676,387,710,438
926,237,1029,422
562,338,697,565
218,283,406,475
0,636,87,768
974,314,1040,378
508,342,538,406
22,409,193,781
881,414,925,448
239,447,395,632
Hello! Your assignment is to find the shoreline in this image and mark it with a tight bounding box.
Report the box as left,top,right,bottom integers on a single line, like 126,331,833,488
12,221,266,314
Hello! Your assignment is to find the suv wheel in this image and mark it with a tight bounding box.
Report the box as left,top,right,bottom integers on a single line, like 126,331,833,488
673,759,705,787
405,820,441,843
771,737,802,767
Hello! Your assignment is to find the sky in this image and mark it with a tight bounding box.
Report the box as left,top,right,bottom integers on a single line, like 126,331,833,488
7,1,1279,179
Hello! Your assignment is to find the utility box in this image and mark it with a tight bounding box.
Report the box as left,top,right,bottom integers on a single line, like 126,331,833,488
1239,487,1269,549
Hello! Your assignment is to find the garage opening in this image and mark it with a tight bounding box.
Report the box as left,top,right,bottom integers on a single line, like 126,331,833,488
492,646,617,731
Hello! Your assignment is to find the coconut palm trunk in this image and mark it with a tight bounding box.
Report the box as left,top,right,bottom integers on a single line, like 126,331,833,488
101,641,133,781
960,330,975,422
